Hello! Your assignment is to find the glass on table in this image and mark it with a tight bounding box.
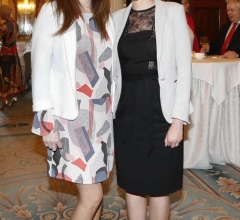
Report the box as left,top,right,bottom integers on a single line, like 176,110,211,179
200,36,209,54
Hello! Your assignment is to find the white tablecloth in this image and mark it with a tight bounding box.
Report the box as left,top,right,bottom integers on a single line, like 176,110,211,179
184,56,240,169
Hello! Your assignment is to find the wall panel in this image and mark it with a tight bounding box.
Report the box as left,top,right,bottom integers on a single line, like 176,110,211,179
190,0,228,42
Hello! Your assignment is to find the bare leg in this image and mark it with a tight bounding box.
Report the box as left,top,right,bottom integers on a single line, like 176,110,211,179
93,202,102,220
126,192,147,220
149,196,170,220
70,183,103,220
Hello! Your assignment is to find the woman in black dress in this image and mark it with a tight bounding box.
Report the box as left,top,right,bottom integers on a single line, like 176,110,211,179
112,0,192,219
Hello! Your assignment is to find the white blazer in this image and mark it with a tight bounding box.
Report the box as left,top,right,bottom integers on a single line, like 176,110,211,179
112,0,193,124
31,2,114,120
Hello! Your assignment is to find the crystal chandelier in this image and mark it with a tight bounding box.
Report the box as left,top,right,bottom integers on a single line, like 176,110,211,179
17,0,35,15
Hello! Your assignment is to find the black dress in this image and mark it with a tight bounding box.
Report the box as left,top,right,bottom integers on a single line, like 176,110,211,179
113,6,183,196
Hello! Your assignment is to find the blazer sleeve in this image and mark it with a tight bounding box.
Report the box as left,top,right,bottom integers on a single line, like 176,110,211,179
170,5,192,123
31,3,57,112
32,109,55,136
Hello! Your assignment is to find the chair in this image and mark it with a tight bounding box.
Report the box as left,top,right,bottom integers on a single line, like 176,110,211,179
23,51,31,91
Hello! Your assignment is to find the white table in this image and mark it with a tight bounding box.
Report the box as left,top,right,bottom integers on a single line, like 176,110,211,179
184,56,240,169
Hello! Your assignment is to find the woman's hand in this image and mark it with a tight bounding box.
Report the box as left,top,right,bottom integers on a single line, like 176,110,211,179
164,119,183,148
43,131,62,151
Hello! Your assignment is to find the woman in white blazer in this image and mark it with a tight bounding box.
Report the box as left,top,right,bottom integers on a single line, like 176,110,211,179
112,0,193,219
31,0,114,219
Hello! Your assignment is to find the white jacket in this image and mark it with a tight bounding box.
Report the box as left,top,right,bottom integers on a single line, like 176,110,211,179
112,0,193,123
31,2,114,120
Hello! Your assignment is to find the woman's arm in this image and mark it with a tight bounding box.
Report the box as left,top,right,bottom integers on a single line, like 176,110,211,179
32,109,62,150
31,2,56,112
31,3,63,150
171,4,192,123
165,4,192,147
165,118,183,148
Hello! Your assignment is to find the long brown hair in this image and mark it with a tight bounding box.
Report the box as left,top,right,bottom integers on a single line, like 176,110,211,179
50,0,111,40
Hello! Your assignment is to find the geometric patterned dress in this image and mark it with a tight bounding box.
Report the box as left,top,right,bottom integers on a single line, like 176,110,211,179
32,13,114,184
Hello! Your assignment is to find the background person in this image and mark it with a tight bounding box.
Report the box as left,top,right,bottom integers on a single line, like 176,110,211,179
0,5,24,109
31,0,114,219
201,0,240,58
170,0,200,52
112,0,193,219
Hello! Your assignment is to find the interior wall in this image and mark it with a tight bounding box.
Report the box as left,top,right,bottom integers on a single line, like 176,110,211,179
111,0,123,12
2,0,8,4
190,0,228,43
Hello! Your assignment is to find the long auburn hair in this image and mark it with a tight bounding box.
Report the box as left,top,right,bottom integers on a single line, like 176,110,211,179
50,0,111,40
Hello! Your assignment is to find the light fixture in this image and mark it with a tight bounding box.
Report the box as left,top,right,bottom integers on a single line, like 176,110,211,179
17,0,35,15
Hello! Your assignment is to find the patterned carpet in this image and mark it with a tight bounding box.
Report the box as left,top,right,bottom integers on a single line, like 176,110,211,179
0,115,240,220
0,115,33,137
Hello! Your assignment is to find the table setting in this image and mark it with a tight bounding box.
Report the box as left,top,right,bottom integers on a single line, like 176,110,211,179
184,54,240,169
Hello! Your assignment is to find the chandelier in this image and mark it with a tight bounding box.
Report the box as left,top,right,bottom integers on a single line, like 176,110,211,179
18,0,35,15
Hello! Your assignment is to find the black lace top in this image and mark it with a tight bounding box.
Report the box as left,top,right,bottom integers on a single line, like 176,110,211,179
123,6,155,36
119,6,157,76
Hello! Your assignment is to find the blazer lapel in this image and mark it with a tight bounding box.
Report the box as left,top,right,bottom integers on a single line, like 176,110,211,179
63,22,77,84
112,5,132,114
155,0,166,63
114,4,132,49
107,15,114,45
